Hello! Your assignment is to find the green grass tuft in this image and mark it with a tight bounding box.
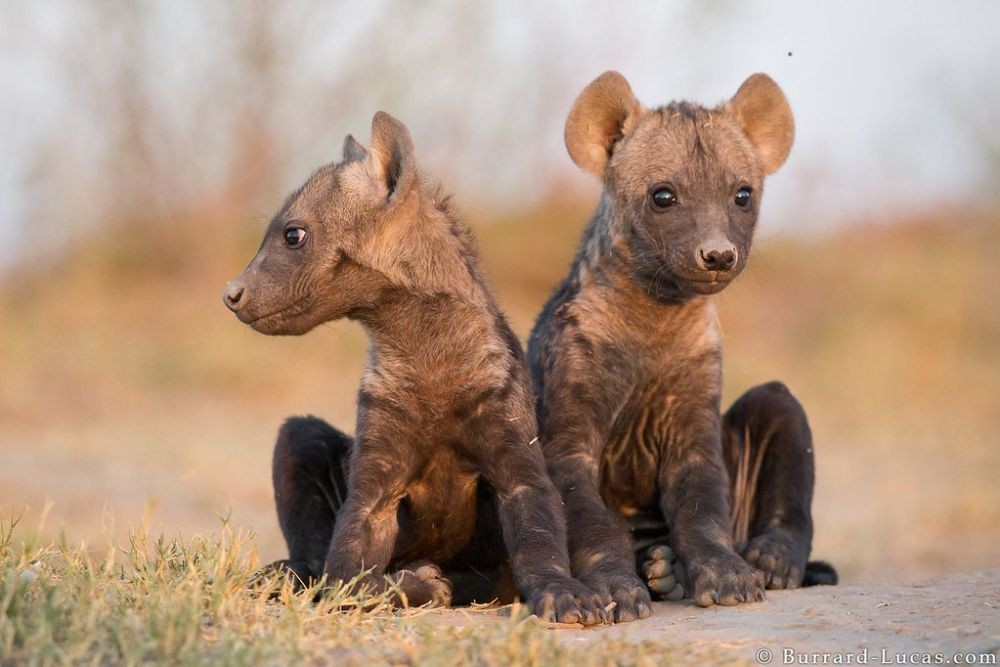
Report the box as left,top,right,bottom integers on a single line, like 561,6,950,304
0,514,716,666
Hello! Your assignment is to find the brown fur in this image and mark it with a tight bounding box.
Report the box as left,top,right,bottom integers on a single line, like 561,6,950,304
224,112,606,624
530,72,832,621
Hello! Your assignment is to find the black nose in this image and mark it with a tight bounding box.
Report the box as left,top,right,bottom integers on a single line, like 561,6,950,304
698,245,738,272
223,282,245,312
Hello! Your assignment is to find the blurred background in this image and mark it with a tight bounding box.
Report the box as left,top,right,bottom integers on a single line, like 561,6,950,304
0,1,997,583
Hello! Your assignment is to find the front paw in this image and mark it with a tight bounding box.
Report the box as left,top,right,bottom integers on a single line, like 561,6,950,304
581,570,652,623
743,529,809,590
396,561,453,607
528,577,607,626
687,550,765,607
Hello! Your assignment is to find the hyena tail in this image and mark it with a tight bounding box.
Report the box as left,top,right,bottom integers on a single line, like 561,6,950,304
802,560,838,586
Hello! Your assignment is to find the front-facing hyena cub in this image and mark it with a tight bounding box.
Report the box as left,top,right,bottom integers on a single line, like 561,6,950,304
529,72,836,622
223,112,605,625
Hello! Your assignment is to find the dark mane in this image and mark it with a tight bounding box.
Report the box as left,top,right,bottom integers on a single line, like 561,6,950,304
425,177,483,277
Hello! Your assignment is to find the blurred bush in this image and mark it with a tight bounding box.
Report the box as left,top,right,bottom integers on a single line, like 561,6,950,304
0,1,997,582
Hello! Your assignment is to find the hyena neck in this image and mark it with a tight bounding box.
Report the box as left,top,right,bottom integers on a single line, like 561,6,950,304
358,289,515,383
575,193,706,309
574,194,619,270
351,191,504,359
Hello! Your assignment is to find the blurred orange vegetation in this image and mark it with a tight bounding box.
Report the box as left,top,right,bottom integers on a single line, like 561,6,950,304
0,2,997,587
0,193,997,583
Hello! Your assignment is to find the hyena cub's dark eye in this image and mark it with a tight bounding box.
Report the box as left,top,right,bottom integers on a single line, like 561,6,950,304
284,227,307,248
735,187,753,209
651,187,678,210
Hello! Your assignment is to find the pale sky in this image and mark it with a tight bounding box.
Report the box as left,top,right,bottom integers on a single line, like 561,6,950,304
1,1,998,266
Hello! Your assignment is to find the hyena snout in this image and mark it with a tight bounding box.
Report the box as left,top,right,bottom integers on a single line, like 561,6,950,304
223,279,247,313
696,242,738,272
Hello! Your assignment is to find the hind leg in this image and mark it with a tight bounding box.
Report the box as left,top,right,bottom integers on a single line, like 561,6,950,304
267,415,352,587
723,382,814,590
267,416,456,607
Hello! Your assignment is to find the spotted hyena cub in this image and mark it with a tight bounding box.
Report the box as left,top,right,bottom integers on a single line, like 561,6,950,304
224,112,605,625
528,72,836,622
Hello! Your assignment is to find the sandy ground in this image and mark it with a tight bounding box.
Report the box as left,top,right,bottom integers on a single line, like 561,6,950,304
428,570,1000,664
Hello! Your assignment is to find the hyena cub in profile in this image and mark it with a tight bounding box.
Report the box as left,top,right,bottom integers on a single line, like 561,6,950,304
529,72,836,622
223,112,605,625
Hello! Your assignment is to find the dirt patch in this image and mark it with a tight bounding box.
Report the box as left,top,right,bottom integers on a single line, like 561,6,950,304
427,570,1000,663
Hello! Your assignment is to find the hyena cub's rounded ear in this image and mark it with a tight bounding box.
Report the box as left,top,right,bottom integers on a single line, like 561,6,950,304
565,71,644,177
728,73,795,175
368,111,417,202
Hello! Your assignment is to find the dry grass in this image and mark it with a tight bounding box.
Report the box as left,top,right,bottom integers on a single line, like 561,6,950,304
0,514,737,666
